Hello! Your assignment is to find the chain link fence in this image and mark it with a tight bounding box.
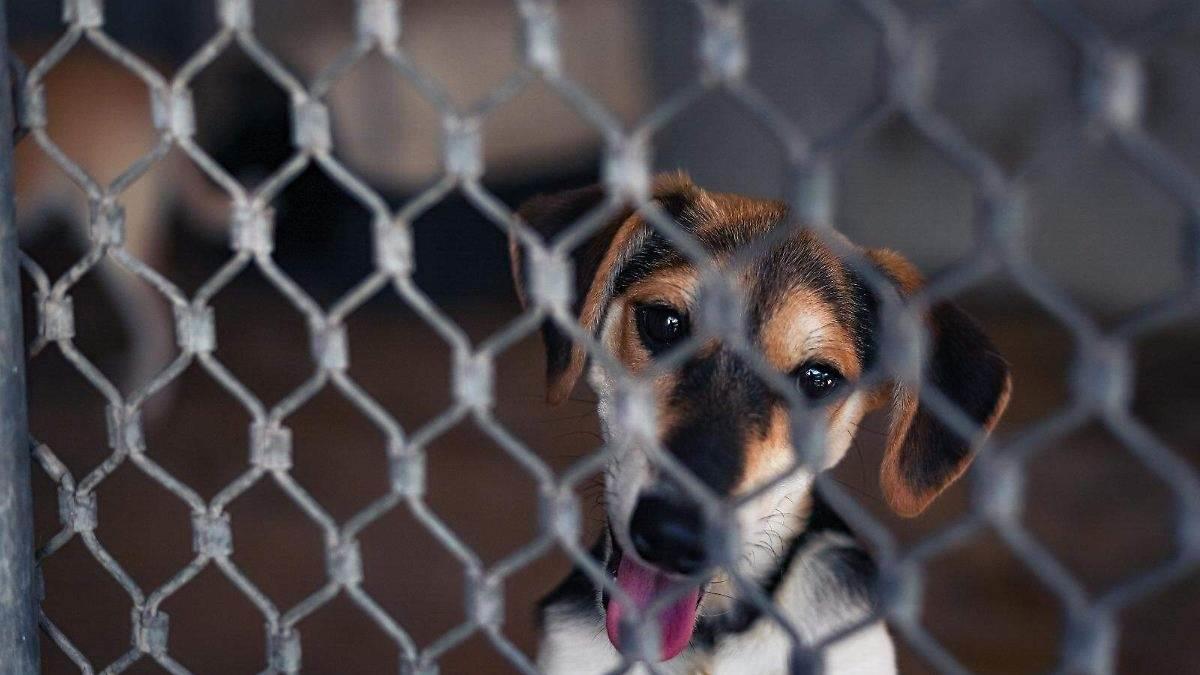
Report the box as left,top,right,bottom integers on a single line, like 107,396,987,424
3,0,1199,673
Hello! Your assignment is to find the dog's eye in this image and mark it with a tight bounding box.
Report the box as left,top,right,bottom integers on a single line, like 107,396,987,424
636,305,689,354
796,363,843,400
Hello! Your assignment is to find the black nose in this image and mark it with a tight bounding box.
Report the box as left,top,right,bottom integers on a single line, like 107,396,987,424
629,495,708,575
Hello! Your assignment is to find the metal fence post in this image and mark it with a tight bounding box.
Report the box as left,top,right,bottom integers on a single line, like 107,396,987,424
0,0,40,671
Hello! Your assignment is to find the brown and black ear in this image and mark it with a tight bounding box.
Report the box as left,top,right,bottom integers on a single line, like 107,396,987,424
510,174,700,404
867,250,1013,517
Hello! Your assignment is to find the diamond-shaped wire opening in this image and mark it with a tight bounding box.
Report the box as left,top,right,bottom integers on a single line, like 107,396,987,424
322,48,446,194
155,563,267,671
24,349,112,479
342,286,455,432
225,477,328,612
291,591,408,673
39,535,142,669
744,0,884,143
146,149,238,296
478,78,608,189
490,328,604,472
422,419,544,565
90,462,195,592
929,1,1077,173
141,362,254,500
839,114,977,275
251,0,358,82
546,1,648,127
356,501,471,657
1116,569,1200,671
979,291,1077,428
406,193,527,338
25,39,159,186
265,163,378,308
49,256,181,401
641,0,723,101
401,1,521,108
206,263,313,405
85,2,220,72
649,87,790,195
908,527,1065,673
826,404,981,553
1025,133,1188,318
188,41,295,188
286,385,393,523
12,170,88,281
1023,421,1179,593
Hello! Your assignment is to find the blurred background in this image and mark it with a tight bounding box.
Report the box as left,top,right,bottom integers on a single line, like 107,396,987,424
9,0,1200,673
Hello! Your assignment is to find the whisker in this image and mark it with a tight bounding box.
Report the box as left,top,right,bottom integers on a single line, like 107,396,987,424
550,430,605,442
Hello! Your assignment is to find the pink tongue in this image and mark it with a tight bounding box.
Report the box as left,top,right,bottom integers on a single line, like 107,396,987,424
605,555,700,662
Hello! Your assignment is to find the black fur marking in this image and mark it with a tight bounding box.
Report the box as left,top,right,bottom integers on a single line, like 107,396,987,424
612,229,686,299
817,545,877,607
517,185,625,385
664,350,777,496
902,302,1009,495
748,237,843,333
844,267,880,373
608,189,708,299
536,532,607,629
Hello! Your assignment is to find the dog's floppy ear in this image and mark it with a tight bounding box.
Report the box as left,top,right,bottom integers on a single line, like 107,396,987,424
510,175,700,404
867,249,1012,517
511,185,632,404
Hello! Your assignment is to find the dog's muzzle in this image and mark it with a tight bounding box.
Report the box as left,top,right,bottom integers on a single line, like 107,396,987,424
629,493,708,575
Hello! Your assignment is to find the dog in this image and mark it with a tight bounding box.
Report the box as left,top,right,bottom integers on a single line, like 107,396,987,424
509,174,1011,674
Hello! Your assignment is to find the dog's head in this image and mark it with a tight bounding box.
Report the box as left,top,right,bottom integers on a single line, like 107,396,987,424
512,174,1010,660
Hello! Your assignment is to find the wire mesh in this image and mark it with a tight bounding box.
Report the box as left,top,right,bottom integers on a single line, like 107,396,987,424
5,0,1200,673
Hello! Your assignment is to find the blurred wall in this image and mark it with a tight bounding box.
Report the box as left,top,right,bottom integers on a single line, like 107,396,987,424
11,1,1196,314
646,0,1199,315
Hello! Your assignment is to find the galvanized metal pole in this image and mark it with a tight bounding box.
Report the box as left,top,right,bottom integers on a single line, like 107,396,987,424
0,0,40,671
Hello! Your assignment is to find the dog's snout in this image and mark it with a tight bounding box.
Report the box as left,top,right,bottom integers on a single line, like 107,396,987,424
629,495,707,576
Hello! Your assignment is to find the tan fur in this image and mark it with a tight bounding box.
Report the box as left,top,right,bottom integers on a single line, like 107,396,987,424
865,248,924,295
739,406,794,493
615,267,702,373
622,266,701,318
878,386,924,516
760,288,860,379
548,212,645,404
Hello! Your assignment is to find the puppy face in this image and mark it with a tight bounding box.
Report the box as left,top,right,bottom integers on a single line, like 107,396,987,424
513,174,1010,657
586,224,875,570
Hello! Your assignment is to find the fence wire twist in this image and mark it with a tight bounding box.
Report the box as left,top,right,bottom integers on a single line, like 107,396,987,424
7,0,1200,673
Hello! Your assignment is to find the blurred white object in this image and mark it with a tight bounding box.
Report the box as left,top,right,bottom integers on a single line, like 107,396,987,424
256,0,648,187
